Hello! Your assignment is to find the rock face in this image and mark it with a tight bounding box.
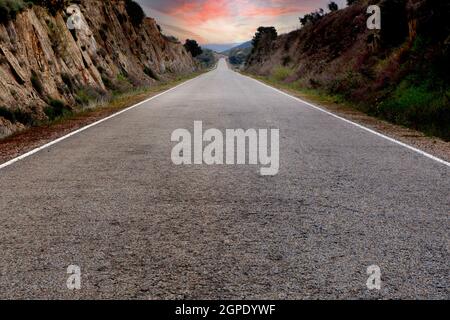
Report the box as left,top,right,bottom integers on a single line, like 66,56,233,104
0,0,197,137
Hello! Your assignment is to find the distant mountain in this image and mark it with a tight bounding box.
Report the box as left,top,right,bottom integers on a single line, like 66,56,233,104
196,48,219,69
223,41,253,67
221,41,252,55
202,43,240,53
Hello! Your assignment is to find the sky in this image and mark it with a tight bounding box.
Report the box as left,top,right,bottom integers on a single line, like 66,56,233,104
136,0,347,48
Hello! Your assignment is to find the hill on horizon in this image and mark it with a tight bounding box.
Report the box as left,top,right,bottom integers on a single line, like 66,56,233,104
202,43,241,53
221,41,252,55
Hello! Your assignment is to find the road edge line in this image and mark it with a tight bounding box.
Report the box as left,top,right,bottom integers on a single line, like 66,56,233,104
0,74,204,170
243,74,450,168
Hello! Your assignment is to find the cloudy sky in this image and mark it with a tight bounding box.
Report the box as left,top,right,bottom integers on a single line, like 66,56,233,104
136,0,347,46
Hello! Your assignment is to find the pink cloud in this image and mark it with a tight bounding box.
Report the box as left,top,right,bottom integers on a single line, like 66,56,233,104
137,0,347,43
166,0,232,26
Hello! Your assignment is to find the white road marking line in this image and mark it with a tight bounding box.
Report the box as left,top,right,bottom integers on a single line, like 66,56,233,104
244,75,450,168
0,75,203,170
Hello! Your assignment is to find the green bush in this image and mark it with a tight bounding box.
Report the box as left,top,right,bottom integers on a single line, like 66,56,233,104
0,0,66,23
75,87,104,106
271,66,294,82
0,0,26,23
13,108,34,125
27,0,65,15
44,99,71,120
30,70,44,95
143,66,159,80
0,106,35,125
0,106,16,122
125,0,145,27
378,82,450,140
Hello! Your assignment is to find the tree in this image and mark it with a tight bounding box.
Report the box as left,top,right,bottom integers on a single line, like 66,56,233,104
328,2,339,12
125,0,146,27
184,39,203,57
299,9,325,27
252,27,278,48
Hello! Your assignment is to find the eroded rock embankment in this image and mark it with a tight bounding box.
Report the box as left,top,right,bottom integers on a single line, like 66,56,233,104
0,0,197,138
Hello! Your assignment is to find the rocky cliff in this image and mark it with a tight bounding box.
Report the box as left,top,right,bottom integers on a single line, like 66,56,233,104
245,0,450,140
0,0,197,137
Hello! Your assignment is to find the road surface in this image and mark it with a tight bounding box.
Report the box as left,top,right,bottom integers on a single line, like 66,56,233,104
0,59,448,299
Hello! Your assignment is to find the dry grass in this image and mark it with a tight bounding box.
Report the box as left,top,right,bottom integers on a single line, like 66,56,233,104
244,72,450,162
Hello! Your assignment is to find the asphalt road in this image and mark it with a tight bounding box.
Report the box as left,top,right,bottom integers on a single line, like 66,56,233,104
0,59,448,299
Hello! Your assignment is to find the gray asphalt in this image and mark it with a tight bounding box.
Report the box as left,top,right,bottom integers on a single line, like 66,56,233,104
0,59,448,299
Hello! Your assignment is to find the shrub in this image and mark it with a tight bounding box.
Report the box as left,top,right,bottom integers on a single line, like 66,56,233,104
299,9,324,27
328,2,339,12
0,0,66,23
30,70,44,95
143,66,159,80
27,0,65,15
125,0,145,27
13,108,34,125
61,73,76,92
252,27,278,48
44,99,70,120
272,66,294,82
0,106,16,123
184,39,203,57
75,87,104,106
101,75,114,91
377,82,450,140
0,0,26,23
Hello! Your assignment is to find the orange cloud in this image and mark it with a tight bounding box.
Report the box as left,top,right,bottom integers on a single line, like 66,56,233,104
240,5,300,17
137,0,347,44
168,0,232,26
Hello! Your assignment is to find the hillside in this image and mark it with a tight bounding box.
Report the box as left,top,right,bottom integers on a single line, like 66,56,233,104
221,41,252,55
222,41,252,67
196,48,219,69
245,0,450,140
0,0,197,138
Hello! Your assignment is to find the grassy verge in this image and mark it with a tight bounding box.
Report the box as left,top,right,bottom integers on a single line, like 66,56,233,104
242,71,450,161
242,72,355,113
243,66,450,142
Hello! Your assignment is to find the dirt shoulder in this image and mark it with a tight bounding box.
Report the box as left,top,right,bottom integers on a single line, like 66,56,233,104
0,73,203,165
245,74,450,164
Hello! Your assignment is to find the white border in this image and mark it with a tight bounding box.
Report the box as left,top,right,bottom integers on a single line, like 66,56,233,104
0,75,201,170
244,75,450,168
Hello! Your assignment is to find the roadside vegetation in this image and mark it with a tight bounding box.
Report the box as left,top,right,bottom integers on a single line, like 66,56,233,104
223,41,253,68
0,0,65,22
196,48,217,69
245,0,450,141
